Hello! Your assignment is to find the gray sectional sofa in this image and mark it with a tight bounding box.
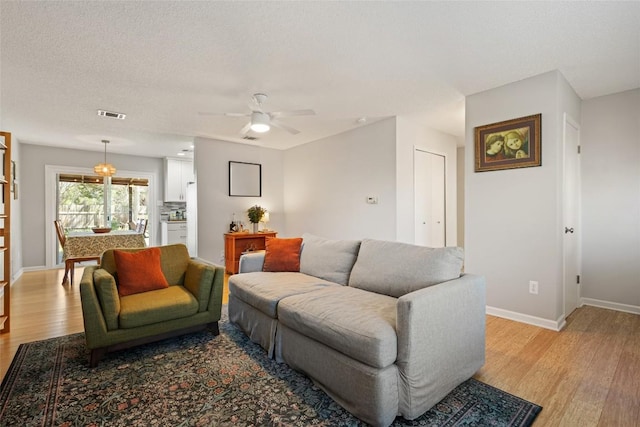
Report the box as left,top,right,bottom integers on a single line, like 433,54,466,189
228,234,486,427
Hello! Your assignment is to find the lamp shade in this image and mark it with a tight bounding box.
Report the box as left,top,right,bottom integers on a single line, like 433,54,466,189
94,140,116,176
94,163,116,176
250,112,270,133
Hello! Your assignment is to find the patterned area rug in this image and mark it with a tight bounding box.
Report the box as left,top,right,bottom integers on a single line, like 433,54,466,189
1,313,541,426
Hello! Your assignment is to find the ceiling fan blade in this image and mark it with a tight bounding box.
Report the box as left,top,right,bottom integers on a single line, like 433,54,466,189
271,119,300,135
198,111,224,116
198,112,249,117
270,109,315,119
239,122,252,135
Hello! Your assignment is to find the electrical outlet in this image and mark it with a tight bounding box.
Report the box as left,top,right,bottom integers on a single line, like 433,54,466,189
529,280,539,295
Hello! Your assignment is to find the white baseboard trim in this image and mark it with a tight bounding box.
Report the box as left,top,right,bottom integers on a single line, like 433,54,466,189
11,267,25,282
486,306,566,331
21,265,51,272
581,298,640,315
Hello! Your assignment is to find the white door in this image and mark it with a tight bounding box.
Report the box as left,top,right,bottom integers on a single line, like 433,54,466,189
563,115,581,317
415,149,446,247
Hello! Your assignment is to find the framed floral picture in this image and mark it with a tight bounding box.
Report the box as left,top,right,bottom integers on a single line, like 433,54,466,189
474,114,541,172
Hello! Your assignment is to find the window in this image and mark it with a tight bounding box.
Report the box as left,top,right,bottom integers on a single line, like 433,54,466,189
55,174,149,262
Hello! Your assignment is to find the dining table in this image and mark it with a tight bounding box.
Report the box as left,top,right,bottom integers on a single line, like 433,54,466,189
63,230,147,261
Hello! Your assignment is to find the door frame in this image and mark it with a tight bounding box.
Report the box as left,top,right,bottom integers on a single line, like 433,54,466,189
413,146,448,246
562,113,582,318
45,165,158,268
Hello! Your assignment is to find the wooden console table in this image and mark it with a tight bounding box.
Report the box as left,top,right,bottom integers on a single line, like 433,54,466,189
224,232,277,274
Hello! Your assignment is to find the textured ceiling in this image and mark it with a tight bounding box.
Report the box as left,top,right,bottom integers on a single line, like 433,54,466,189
1,1,638,157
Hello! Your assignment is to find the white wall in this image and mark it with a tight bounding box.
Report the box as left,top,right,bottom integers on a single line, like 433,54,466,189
395,116,459,245
19,143,163,268
194,137,284,264
283,119,397,240
465,71,581,326
456,146,465,249
581,89,640,310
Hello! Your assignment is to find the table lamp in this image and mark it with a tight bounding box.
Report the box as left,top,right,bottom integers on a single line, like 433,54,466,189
260,211,270,232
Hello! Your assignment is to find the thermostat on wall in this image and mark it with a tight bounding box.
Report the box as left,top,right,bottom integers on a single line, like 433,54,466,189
366,196,379,204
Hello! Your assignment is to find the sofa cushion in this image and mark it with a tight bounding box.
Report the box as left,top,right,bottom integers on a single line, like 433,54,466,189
229,272,337,318
349,239,464,298
300,233,361,285
114,247,170,296
119,285,199,329
278,286,397,369
263,237,303,272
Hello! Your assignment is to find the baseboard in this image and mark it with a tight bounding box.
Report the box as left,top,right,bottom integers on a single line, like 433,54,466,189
11,268,25,282
21,265,51,272
581,298,640,315
486,306,565,331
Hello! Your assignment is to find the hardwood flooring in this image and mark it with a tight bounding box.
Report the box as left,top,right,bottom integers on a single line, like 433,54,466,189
1,268,638,426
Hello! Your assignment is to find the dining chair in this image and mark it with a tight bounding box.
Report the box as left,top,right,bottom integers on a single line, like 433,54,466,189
136,219,148,234
54,220,101,285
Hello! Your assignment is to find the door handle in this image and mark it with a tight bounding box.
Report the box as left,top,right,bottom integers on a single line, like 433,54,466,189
565,227,574,234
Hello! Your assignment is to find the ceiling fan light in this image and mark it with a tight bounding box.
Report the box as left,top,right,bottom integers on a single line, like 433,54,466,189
250,112,270,133
250,123,270,133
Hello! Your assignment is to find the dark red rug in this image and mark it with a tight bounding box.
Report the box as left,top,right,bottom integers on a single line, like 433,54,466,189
1,317,541,426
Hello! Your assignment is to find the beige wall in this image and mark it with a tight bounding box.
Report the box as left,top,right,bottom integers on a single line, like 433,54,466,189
580,88,640,310
284,118,397,241
456,145,465,249
194,137,284,265
465,71,581,327
19,143,163,269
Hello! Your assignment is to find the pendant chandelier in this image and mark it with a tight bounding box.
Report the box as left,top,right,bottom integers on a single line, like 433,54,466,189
94,139,116,177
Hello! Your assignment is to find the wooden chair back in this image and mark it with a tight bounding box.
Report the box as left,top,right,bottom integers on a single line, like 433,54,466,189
53,219,101,286
136,219,148,234
54,220,66,247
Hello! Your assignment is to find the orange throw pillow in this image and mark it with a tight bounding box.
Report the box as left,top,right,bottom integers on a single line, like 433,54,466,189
114,247,170,296
262,237,303,272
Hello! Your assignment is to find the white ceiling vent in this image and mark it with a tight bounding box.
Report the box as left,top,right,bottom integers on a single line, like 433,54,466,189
97,110,126,120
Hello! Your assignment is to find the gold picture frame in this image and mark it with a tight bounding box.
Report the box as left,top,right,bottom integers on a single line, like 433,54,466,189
475,114,541,172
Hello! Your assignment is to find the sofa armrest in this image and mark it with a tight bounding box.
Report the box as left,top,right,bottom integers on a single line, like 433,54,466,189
79,266,112,350
184,260,216,312
239,251,265,273
395,274,486,419
92,268,120,330
185,259,224,318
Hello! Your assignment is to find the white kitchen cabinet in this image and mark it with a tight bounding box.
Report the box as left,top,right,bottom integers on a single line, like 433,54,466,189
161,221,188,245
164,158,194,202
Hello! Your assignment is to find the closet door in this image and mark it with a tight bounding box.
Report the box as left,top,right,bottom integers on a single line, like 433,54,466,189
415,149,446,248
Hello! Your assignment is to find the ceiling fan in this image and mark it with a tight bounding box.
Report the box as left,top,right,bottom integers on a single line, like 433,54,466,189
199,93,315,136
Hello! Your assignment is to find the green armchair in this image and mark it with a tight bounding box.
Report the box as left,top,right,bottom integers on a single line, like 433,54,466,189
80,244,224,367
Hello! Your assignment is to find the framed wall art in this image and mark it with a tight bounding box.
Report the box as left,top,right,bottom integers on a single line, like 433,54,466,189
475,114,541,172
229,161,262,197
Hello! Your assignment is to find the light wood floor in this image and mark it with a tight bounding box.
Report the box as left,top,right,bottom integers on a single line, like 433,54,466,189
1,268,638,426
